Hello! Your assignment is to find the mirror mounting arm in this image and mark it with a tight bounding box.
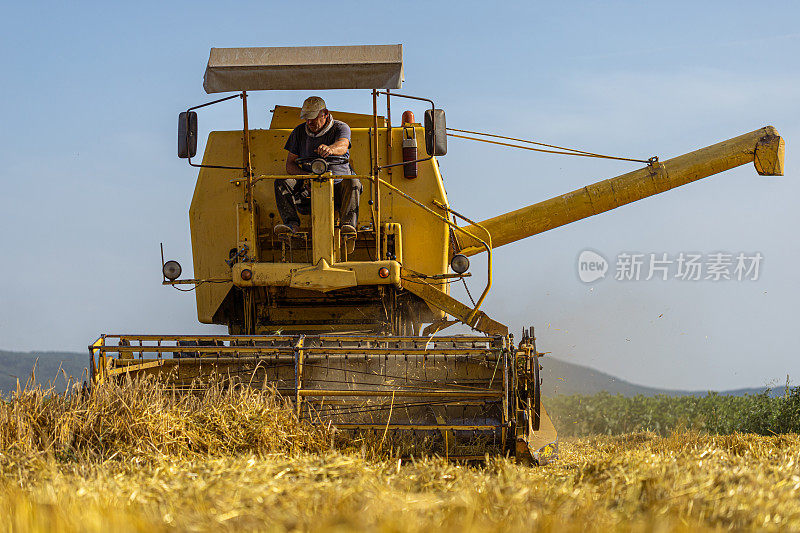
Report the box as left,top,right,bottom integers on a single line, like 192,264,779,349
179,93,247,170
374,91,446,168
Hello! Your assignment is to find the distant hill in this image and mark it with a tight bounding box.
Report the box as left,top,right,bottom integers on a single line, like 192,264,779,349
541,356,787,398
0,349,788,398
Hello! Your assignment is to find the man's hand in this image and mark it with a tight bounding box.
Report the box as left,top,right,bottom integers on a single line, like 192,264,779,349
315,138,350,158
285,152,307,175
316,144,334,157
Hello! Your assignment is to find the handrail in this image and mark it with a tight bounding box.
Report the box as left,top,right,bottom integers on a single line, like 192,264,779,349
231,174,373,186
432,199,494,314
376,177,493,324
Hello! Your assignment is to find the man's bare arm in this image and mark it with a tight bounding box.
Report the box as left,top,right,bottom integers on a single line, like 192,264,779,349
285,152,306,175
315,138,350,157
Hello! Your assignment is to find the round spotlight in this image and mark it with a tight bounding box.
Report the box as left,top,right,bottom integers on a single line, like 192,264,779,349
450,254,470,274
163,260,182,281
378,267,390,278
240,269,253,281
310,158,328,175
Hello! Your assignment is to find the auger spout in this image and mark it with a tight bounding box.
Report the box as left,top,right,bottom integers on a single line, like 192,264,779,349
458,126,784,256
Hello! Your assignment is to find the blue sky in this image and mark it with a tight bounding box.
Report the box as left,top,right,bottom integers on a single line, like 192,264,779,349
0,1,797,390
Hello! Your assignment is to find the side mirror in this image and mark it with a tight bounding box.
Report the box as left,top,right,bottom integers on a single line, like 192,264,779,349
178,111,197,159
424,109,447,156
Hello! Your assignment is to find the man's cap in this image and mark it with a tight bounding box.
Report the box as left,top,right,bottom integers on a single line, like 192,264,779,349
300,96,327,120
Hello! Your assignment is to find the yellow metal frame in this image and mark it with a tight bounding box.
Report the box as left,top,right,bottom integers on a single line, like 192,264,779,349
231,260,401,290
89,333,505,385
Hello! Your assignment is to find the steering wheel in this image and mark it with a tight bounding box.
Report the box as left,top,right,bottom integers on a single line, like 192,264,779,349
295,155,350,175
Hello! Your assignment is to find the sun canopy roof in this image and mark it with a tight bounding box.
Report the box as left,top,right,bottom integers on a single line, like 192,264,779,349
203,45,403,93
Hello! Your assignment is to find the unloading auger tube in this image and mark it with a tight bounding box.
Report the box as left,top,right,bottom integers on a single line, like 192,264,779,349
456,126,784,255
90,45,785,464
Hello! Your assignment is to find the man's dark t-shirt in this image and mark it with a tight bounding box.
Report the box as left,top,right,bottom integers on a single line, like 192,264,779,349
284,119,352,183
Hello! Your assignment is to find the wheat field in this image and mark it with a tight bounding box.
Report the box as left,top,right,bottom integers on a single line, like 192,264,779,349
2,379,799,532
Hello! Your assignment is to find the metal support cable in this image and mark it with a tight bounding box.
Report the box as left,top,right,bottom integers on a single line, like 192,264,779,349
447,127,656,164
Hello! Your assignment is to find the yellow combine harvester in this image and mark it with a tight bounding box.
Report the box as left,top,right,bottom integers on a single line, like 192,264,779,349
90,45,784,462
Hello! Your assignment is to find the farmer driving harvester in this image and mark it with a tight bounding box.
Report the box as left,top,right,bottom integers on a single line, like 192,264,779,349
92,44,785,464
274,96,362,237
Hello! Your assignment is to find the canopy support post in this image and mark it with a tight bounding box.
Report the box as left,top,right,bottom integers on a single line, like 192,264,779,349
372,89,381,260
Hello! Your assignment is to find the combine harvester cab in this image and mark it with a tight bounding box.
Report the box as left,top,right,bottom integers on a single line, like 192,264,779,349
90,45,784,463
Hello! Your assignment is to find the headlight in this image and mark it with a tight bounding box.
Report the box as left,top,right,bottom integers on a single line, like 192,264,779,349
310,158,328,175
450,254,470,274
163,260,182,280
